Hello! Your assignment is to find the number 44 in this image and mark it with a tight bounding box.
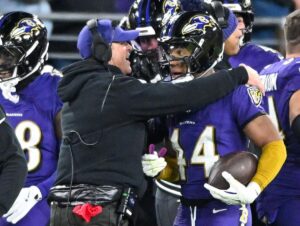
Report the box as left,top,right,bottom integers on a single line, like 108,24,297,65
170,127,219,181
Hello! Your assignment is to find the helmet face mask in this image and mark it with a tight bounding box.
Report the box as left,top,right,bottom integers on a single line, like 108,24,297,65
0,45,24,81
137,35,158,52
160,12,224,80
129,43,169,82
161,38,198,56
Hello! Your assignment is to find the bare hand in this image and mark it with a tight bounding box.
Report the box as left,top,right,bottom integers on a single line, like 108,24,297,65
240,64,265,95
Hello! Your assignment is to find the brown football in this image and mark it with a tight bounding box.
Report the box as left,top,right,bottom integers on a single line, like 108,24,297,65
208,151,258,190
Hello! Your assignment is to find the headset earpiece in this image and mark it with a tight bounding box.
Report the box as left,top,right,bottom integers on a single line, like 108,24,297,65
86,19,112,63
211,1,228,29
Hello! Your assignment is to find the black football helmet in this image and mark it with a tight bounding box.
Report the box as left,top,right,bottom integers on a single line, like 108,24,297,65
218,0,254,42
127,0,182,36
125,0,182,82
0,11,48,84
159,11,224,76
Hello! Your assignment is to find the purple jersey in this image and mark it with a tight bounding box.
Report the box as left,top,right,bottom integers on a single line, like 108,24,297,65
0,72,62,198
256,58,300,223
169,85,265,200
229,43,283,73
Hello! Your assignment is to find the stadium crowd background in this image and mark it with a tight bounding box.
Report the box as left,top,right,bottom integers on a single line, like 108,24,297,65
0,0,295,69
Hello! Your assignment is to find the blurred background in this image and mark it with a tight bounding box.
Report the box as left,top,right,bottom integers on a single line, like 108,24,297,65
0,0,295,69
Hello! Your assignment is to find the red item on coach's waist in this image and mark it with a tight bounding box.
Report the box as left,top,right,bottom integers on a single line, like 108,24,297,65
72,203,103,222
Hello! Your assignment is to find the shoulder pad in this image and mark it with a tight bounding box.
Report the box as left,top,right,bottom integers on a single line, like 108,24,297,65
258,45,283,59
41,65,63,77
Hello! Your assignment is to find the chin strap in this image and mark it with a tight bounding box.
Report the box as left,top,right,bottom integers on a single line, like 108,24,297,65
0,78,20,104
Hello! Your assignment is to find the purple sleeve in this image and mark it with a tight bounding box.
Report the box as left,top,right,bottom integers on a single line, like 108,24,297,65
52,76,63,117
232,86,266,128
229,43,282,73
36,172,56,198
286,77,300,92
37,74,61,198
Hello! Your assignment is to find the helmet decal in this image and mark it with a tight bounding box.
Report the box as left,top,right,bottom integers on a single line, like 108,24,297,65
10,18,43,42
163,0,180,13
128,0,182,34
182,15,216,35
162,0,181,26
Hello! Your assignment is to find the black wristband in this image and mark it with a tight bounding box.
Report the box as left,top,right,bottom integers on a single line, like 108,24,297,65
292,115,300,141
228,67,248,85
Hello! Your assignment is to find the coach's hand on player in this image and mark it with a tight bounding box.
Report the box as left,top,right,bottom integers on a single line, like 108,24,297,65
240,63,265,95
204,171,261,205
142,144,167,177
3,186,42,224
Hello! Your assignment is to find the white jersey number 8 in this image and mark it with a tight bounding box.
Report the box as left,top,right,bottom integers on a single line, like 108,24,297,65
15,121,42,172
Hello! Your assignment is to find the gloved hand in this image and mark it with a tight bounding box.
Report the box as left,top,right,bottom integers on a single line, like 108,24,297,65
0,79,20,104
3,186,42,224
142,144,167,177
204,171,261,205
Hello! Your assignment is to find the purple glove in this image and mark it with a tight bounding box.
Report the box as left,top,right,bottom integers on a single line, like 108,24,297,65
142,144,167,177
148,144,167,157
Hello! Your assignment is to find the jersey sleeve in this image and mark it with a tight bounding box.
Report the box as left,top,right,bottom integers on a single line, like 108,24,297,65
36,172,56,198
120,67,248,119
286,74,300,92
51,74,63,117
232,86,266,128
31,73,62,196
37,73,63,117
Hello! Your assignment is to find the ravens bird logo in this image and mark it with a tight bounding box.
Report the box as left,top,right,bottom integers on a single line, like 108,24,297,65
10,18,44,43
162,0,181,26
181,15,216,35
247,86,263,106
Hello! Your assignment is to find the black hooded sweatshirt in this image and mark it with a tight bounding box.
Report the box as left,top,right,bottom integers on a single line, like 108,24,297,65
55,58,248,196
0,107,27,215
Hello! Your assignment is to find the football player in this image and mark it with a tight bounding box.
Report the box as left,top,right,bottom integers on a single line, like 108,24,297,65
0,12,62,226
126,1,183,225
126,0,182,83
135,2,247,226
213,2,284,224
159,11,286,226
181,0,283,72
220,0,283,72
255,9,300,226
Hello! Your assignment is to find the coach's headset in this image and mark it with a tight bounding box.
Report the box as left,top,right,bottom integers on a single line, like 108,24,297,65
86,19,112,63
87,19,116,112
211,1,228,29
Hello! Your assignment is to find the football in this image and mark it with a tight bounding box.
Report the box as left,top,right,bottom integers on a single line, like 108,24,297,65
208,151,258,190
